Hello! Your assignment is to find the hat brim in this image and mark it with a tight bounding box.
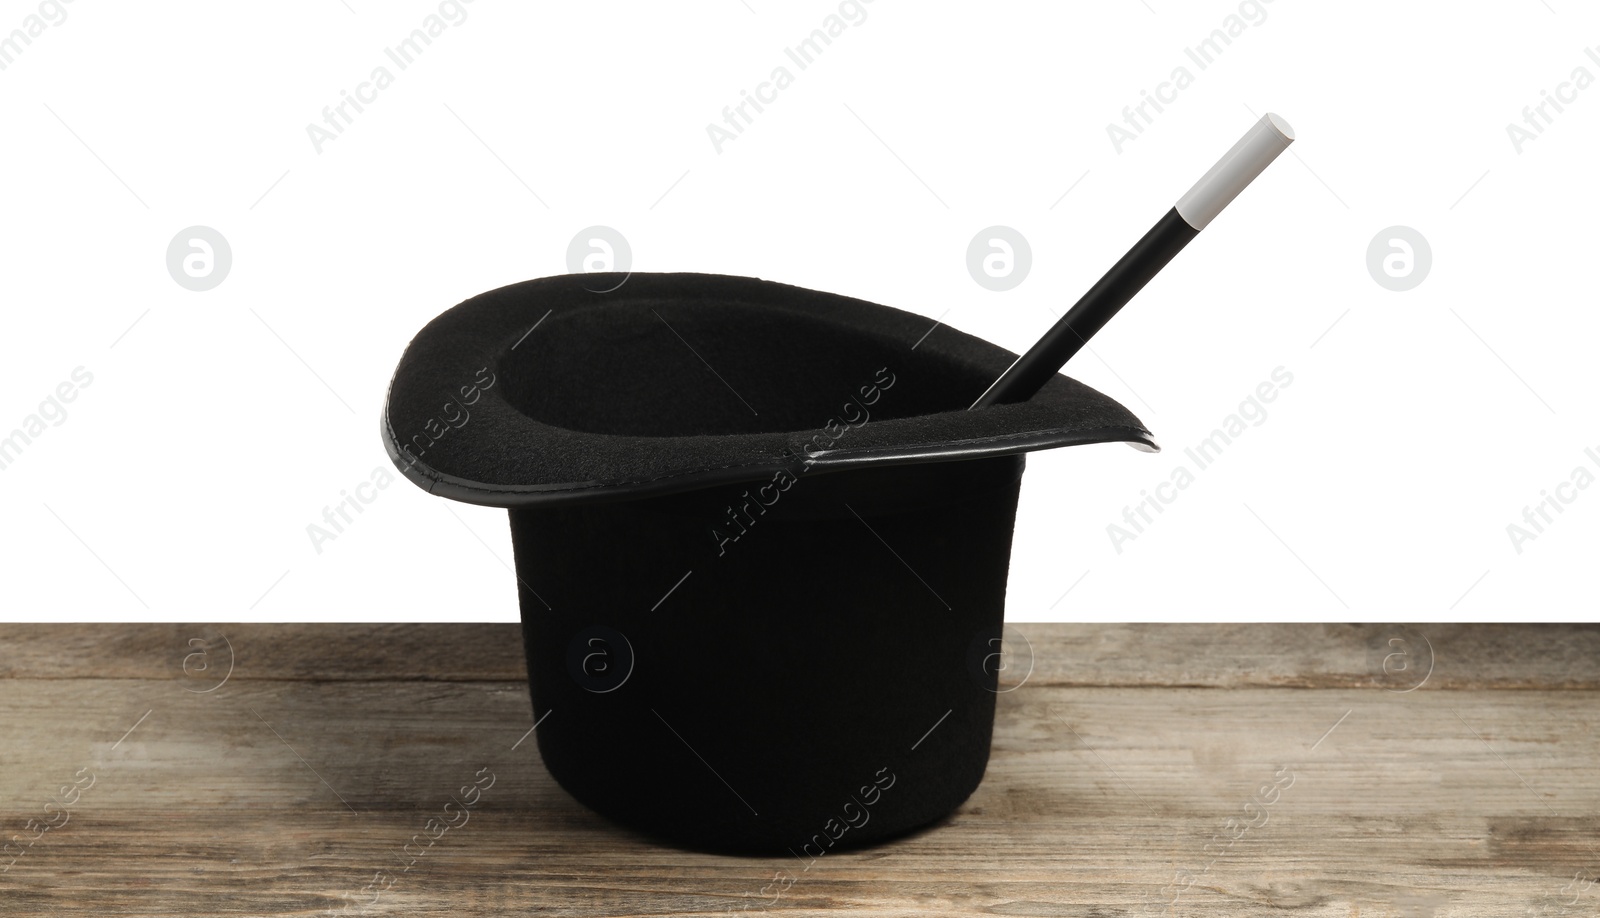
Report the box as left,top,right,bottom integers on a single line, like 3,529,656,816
382,273,1157,508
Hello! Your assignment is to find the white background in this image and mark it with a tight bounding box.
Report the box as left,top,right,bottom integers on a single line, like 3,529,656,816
2,0,1595,622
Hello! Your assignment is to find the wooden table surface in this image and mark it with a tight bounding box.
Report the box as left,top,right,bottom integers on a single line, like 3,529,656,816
1,624,1596,917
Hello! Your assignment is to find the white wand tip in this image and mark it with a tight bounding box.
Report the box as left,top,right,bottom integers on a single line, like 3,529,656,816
1264,111,1295,142
1175,112,1295,231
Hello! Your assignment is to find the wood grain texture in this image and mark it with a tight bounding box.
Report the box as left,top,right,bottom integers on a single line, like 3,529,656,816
1,624,1596,917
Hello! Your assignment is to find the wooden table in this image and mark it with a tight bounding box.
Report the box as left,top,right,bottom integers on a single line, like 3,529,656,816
2,624,1596,916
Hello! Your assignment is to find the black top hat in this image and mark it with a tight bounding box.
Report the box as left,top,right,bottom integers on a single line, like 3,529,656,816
382,272,1154,853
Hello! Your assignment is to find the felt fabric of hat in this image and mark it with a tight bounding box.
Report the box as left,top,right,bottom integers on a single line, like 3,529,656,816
381,272,1155,853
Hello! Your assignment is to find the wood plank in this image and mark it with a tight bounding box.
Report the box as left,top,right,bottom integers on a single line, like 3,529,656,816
2,623,1597,688
1,623,1597,916
1009,622,1600,690
0,624,528,683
